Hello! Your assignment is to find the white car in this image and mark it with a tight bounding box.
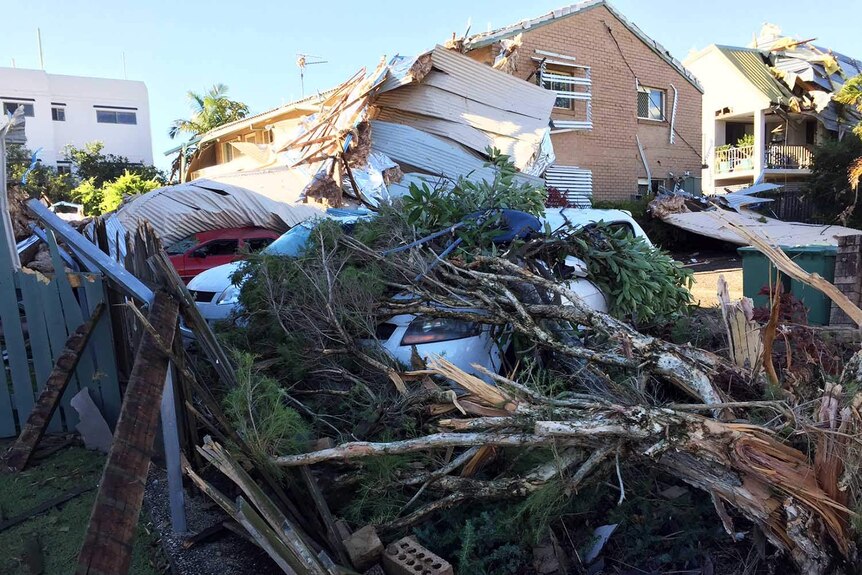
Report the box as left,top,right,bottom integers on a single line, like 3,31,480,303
187,207,650,376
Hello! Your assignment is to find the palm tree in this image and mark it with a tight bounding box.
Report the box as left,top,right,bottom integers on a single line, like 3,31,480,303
169,84,250,139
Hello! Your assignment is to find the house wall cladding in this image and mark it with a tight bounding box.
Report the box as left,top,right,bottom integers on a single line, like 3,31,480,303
468,4,703,202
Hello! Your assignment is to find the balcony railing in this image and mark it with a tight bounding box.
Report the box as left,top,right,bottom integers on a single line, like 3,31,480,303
715,144,754,173
714,144,814,174
765,144,813,170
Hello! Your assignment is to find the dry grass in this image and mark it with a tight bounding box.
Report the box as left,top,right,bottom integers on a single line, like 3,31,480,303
691,267,743,308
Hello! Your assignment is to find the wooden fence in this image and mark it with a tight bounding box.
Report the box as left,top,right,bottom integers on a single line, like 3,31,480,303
0,231,120,437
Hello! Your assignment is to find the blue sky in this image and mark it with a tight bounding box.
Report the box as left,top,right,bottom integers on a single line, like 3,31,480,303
2,0,859,170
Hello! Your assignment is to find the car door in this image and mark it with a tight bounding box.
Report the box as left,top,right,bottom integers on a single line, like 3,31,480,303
182,238,240,282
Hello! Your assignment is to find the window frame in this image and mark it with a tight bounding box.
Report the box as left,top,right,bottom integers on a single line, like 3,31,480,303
637,86,666,121
95,109,137,125
51,106,66,122
3,101,35,117
195,238,239,257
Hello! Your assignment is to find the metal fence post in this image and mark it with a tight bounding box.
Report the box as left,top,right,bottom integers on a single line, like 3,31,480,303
161,362,187,533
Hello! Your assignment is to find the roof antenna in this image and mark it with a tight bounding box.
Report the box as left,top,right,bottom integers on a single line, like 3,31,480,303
36,28,45,69
296,53,327,98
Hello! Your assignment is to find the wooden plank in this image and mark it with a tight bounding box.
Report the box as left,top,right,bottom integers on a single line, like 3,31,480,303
81,275,121,427
3,304,104,472
182,463,300,575
18,271,62,433
235,498,301,575
76,291,178,575
0,484,95,533
299,466,351,567
197,438,328,574
0,233,36,429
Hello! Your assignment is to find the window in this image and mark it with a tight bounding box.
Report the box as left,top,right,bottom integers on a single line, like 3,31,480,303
166,234,200,255
222,139,246,162
51,107,65,121
56,163,72,175
246,238,274,252
196,239,238,257
544,70,575,109
96,109,137,124
637,87,665,121
3,102,34,117
538,61,592,130
637,178,664,196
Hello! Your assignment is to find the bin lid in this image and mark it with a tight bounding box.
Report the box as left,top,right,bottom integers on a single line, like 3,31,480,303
738,244,837,255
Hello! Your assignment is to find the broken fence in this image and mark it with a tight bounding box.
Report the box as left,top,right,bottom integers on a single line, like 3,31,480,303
0,233,121,438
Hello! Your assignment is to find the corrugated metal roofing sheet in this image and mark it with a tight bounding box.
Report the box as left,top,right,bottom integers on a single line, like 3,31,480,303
716,46,794,106
544,165,592,207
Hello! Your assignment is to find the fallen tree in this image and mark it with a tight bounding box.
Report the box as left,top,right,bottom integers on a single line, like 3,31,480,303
210,156,861,573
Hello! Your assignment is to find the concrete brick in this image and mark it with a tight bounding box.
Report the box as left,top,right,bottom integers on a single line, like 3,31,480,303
344,525,384,571
382,536,453,575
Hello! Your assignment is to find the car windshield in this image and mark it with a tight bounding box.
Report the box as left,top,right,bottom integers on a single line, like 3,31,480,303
263,224,313,257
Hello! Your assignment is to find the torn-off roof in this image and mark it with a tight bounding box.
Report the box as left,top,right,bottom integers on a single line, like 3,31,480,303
462,0,703,93
715,46,795,106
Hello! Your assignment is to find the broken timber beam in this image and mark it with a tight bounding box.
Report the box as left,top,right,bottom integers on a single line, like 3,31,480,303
76,291,179,575
3,303,105,473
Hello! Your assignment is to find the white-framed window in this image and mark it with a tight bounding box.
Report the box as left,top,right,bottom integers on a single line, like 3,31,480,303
3,101,35,117
95,108,137,124
638,87,665,121
51,106,65,121
536,59,592,131
56,162,72,175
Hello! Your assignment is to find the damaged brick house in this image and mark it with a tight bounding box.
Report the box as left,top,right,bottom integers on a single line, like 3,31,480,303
459,0,703,204
684,25,862,196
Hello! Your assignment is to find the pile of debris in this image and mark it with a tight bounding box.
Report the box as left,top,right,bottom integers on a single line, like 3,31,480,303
105,45,556,256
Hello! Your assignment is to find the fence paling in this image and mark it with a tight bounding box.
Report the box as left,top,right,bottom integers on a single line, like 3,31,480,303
19,271,63,432
82,275,121,426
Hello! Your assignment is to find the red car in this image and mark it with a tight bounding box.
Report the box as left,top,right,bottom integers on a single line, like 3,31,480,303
166,227,280,283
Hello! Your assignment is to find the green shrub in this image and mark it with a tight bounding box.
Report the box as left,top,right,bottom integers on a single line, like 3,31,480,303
223,352,310,474
402,148,547,248
566,222,693,325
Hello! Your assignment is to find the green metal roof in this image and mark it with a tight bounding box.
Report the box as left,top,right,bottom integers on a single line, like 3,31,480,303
716,45,794,106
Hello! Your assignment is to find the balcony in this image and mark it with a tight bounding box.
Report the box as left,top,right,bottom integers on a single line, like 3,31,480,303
714,144,813,176
764,145,813,170
715,144,755,174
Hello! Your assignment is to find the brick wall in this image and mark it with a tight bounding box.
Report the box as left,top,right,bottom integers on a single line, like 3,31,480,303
830,234,862,326
467,4,703,202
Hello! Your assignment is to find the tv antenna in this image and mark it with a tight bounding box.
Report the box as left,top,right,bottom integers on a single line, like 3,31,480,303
296,53,327,97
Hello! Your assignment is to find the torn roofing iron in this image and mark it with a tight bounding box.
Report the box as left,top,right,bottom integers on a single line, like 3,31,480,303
104,179,324,255
131,45,557,250
715,46,795,106
461,0,703,93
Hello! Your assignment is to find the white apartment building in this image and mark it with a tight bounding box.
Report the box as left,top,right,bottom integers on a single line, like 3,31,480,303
0,67,153,170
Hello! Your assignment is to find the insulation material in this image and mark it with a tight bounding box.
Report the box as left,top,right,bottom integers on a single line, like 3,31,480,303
347,151,400,205
493,33,523,74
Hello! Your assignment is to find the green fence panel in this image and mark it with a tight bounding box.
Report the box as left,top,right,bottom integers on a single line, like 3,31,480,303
81,274,121,427
0,243,36,428
19,271,63,432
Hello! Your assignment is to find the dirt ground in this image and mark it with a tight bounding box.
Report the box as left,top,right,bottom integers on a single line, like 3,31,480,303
676,249,743,308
